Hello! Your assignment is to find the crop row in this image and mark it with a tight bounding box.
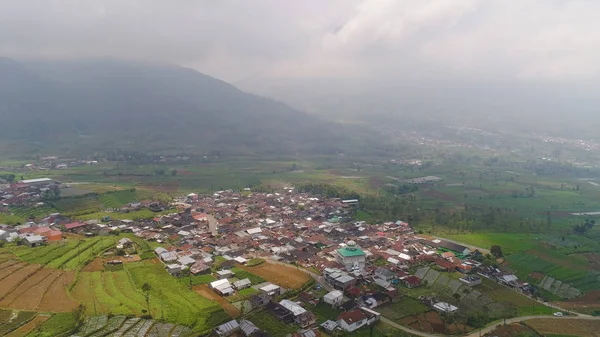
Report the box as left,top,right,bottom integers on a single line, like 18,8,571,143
0,311,36,336
125,261,224,330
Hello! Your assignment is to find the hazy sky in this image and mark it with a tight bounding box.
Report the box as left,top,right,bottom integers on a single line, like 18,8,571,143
1,0,599,82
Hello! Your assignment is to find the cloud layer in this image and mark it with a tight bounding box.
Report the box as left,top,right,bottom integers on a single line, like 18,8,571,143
1,0,599,81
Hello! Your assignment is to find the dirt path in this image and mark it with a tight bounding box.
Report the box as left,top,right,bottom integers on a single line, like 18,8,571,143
192,284,240,317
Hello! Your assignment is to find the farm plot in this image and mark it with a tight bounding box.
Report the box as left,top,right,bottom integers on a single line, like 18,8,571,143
527,318,600,337
378,297,429,322
125,261,226,331
5,314,49,337
71,271,144,316
0,310,37,336
52,195,104,215
397,311,472,334
99,190,138,208
0,264,41,298
239,263,311,289
0,268,58,309
29,312,80,337
38,271,79,312
9,205,57,220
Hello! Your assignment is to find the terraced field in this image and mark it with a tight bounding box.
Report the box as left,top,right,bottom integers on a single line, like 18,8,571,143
71,270,150,316
72,315,194,337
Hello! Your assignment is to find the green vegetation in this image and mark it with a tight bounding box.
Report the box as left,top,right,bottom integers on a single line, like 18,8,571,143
230,267,266,285
246,310,297,337
0,311,36,336
377,297,430,321
246,258,265,267
125,261,226,331
27,311,82,337
178,273,217,287
225,287,258,303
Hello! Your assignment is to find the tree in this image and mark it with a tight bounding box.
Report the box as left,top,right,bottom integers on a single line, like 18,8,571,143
142,282,152,314
171,169,177,176
491,245,503,258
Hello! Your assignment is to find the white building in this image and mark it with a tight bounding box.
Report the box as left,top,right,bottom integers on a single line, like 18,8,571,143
336,240,366,272
433,302,458,315
323,290,343,306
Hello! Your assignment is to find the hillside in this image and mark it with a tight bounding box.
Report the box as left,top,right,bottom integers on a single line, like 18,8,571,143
0,58,375,156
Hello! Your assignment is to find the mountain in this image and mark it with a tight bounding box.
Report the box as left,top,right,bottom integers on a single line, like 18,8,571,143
237,75,600,139
0,58,379,156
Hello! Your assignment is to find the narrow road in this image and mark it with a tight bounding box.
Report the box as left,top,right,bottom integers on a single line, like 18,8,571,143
206,214,218,236
379,314,600,337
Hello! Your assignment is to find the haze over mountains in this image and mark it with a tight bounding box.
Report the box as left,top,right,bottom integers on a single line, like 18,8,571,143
0,58,382,155
237,76,600,140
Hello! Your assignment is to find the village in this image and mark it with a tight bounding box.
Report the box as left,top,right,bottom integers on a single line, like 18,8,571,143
0,182,549,337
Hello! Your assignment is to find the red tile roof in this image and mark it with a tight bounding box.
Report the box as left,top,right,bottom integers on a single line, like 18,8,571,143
337,309,366,324
64,222,86,229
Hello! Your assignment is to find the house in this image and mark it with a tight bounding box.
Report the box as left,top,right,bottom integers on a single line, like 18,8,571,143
250,293,272,308
234,256,248,264
260,284,281,296
336,307,380,333
210,279,235,296
63,222,87,232
435,240,471,255
433,302,458,315
214,320,239,336
217,269,235,279
160,251,178,263
178,256,196,266
320,320,338,333
154,247,168,256
166,264,182,275
239,320,261,337
323,290,344,306
266,301,295,324
190,260,211,275
233,278,251,290
460,275,482,287
402,275,421,288
279,299,316,328
24,235,46,247
336,241,366,272
361,292,392,308
374,268,396,282
42,230,62,242
293,329,321,337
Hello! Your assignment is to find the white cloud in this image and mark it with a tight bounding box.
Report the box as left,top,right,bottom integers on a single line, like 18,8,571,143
1,0,600,81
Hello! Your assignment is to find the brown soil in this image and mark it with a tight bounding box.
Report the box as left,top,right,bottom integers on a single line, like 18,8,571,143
0,263,26,281
38,271,78,312
193,284,239,317
446,323,472,334
553,290,600,312
0,264,40,298
5,314,50,337
137,181,179,193
0,268,56,309
485,323,536,337
528,318,600,337
240,263,311,289
83,258,104,272
409,322,421,330
423,311,443,324
582,253,600,271
398,316,418,325
530,272,545,281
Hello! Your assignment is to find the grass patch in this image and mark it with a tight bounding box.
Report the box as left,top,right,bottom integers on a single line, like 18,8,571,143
246,310,297,337
26,312,80,337
230,267,266,285
377,297,430,321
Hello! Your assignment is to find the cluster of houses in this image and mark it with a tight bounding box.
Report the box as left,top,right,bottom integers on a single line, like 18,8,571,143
1,187,541,335
0,177,59,209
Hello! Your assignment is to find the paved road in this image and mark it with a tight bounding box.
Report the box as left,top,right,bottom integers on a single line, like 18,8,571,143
380,314,600,337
